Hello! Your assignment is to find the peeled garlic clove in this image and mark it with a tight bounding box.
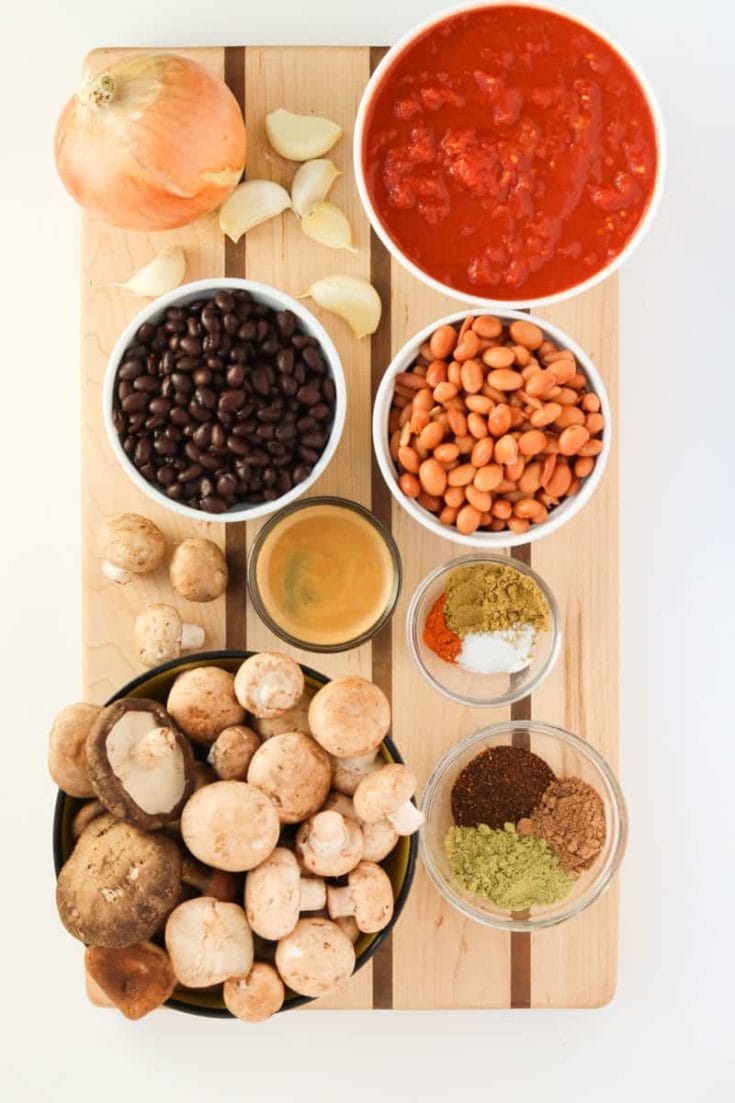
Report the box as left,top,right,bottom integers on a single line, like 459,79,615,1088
301,202,356,252
304,275,382,339
219,179,292,243
291,159,341,219
115,246,186,297
266,108,342,161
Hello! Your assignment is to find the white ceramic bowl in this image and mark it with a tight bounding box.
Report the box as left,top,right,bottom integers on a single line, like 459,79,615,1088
103,278,346,524
354,0,666,311
372,308,611,550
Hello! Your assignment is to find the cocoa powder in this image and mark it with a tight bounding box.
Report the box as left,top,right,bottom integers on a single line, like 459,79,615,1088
451,746,555,829
518,776,606,873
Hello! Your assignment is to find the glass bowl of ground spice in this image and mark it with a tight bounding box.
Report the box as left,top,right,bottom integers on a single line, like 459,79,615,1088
407,555,561,707
420,722,627,930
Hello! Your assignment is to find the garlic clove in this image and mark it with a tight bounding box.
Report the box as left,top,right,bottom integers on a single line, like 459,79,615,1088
303,275,382,339
115,246,186,298
291,159,341,219
218,180,292,244
266,108,342,161
301,202,356,252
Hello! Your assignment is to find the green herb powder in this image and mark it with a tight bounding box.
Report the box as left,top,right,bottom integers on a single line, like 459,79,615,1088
445,822,573,909
443,563,550,636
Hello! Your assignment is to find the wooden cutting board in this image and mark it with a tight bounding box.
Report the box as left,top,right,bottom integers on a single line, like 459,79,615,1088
81,44,619,1009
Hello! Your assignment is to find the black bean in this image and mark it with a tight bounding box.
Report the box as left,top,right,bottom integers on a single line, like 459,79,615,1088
219,390,246,414
214,290,235,312
322,378,336,402
302,346,325,373
227,364,246,388
157,466,177,487
297,384,321,406
200,452,223,472
135,438,152,465
211,424,227,450
251,368,270,396
298,446,319,464
121,391,148,413
217,473,237,498
171,372,192,394
185,442,201,463
178,463,203,482
275,310,297,339
179,335,202,356
119,360,144,380
189,402,212,423
170,406,192,427
193,368,212,386
195,386,217,410
148,397,172,416
293,464,312,483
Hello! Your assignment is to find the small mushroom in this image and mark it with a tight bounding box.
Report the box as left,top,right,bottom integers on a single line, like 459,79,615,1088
72,799,106,840
334,915,361,944
295,810,363,877
48,703,101,796
251,684,314,739
165,896,253,988
224,962,285,1022
86,698,194,830
169,538,228,603
181,856,240,902
85,942,176,1019
323,790,399,863
56,814,181,947
85,966,115,1008
207,725,261,780
97,513,165,584
308,676,390,758
275,917,355,999
326,861,394,934
353,763,424,835
331,751,382,796
181,781,280,871
167,666,245,743
133,604,205,667
245,847,326,940
247,731,332,824
234,652,304,718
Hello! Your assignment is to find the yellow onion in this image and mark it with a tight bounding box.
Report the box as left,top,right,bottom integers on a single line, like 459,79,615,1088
55,53,246,231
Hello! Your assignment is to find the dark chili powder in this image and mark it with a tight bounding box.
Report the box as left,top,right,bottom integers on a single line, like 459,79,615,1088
451,746,555,829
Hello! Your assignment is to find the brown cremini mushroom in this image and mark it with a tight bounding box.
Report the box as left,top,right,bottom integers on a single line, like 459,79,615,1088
72,799,106,840
326,861,395,934
86,698,194,830
85,941,176,1019
133,604,205,667
165,896,253,988
323,790,399,863
167,666,245,743
181,856,240,902
169,538,228,603
247,731,332,824
97,513,165,585
180,780,280,871
208,725,261,781
331,751,381,796
85,966,115,1008
308,677,390,758
245,848,326,940
251,685,314,739
275,917,355,998
224,962,285,1022
56,814,181,947
234,652,304,718
295,810,363,877
353,763,424,835
48,703,101,797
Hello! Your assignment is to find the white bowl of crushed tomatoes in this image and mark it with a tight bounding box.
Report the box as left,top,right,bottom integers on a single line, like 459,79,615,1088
355,1,666,309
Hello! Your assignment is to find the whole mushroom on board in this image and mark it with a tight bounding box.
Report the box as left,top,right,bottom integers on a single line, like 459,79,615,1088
169,538,228,603
234,652,304,718
48,703,101,796
96,513,165,584
181,780,280,871
309,676,390,758
86,699,194,830
245,848,326,940
85,942,176,1020
247,731,332,824
326,861,395,934
224,962,284,1022
354,763,424,836
133,604,205,667
275,917,355,999
331,751,381,796
165,896,253,987
167,666,245,743
295,810,363,877
323,790,399,863
56,814,182,947
207,725,261,781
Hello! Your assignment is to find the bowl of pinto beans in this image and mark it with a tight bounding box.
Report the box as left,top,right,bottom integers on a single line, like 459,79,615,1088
372,310,611,549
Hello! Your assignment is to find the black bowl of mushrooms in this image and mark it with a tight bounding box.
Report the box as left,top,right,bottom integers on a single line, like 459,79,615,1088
51,650,419,1021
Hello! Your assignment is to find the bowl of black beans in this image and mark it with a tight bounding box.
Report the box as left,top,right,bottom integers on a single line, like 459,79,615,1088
104,278,346,520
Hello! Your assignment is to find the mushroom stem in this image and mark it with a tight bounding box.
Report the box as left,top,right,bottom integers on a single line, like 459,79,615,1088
308,811,350,856
299,877,327,911
339,752,378,771
388,800,425,835
102,560,131,584
324,885,353,919
180,623,206,651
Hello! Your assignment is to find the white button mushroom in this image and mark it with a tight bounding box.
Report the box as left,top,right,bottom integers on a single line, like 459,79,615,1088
165,897,254,988
295,810,363,877
169,538,228,603
326,861,395,934
323,790,399,863
245,847,326,940
84,942,177,1019
133,603,206,667
331,751,382,796
47,702,101,797
96,513,165,584
223,962,285,1022
247,731,332,824
167,666,245,743
308,676,390,758
251,684,314,739
234,652,305,718
275,917,355,999
353,763,425,836
333,915,361,945
207,725,261,781
180,780,280,872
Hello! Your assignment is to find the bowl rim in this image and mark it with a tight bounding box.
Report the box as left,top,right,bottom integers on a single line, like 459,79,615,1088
102,277,347,525
372,306,612,549
406,552,562,706
353,0,667,310
52,649,418,1017
419,719,628,931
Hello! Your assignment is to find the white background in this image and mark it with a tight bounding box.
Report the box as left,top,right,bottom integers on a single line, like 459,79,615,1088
2,1,733,1099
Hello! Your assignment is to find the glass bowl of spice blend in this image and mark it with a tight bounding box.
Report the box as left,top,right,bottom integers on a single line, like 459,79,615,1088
407,554,561,707
420,722,627,931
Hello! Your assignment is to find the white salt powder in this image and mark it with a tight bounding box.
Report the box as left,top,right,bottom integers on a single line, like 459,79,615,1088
458,626,537,675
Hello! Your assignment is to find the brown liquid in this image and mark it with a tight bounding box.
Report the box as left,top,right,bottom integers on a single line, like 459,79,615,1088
255,504,395,646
